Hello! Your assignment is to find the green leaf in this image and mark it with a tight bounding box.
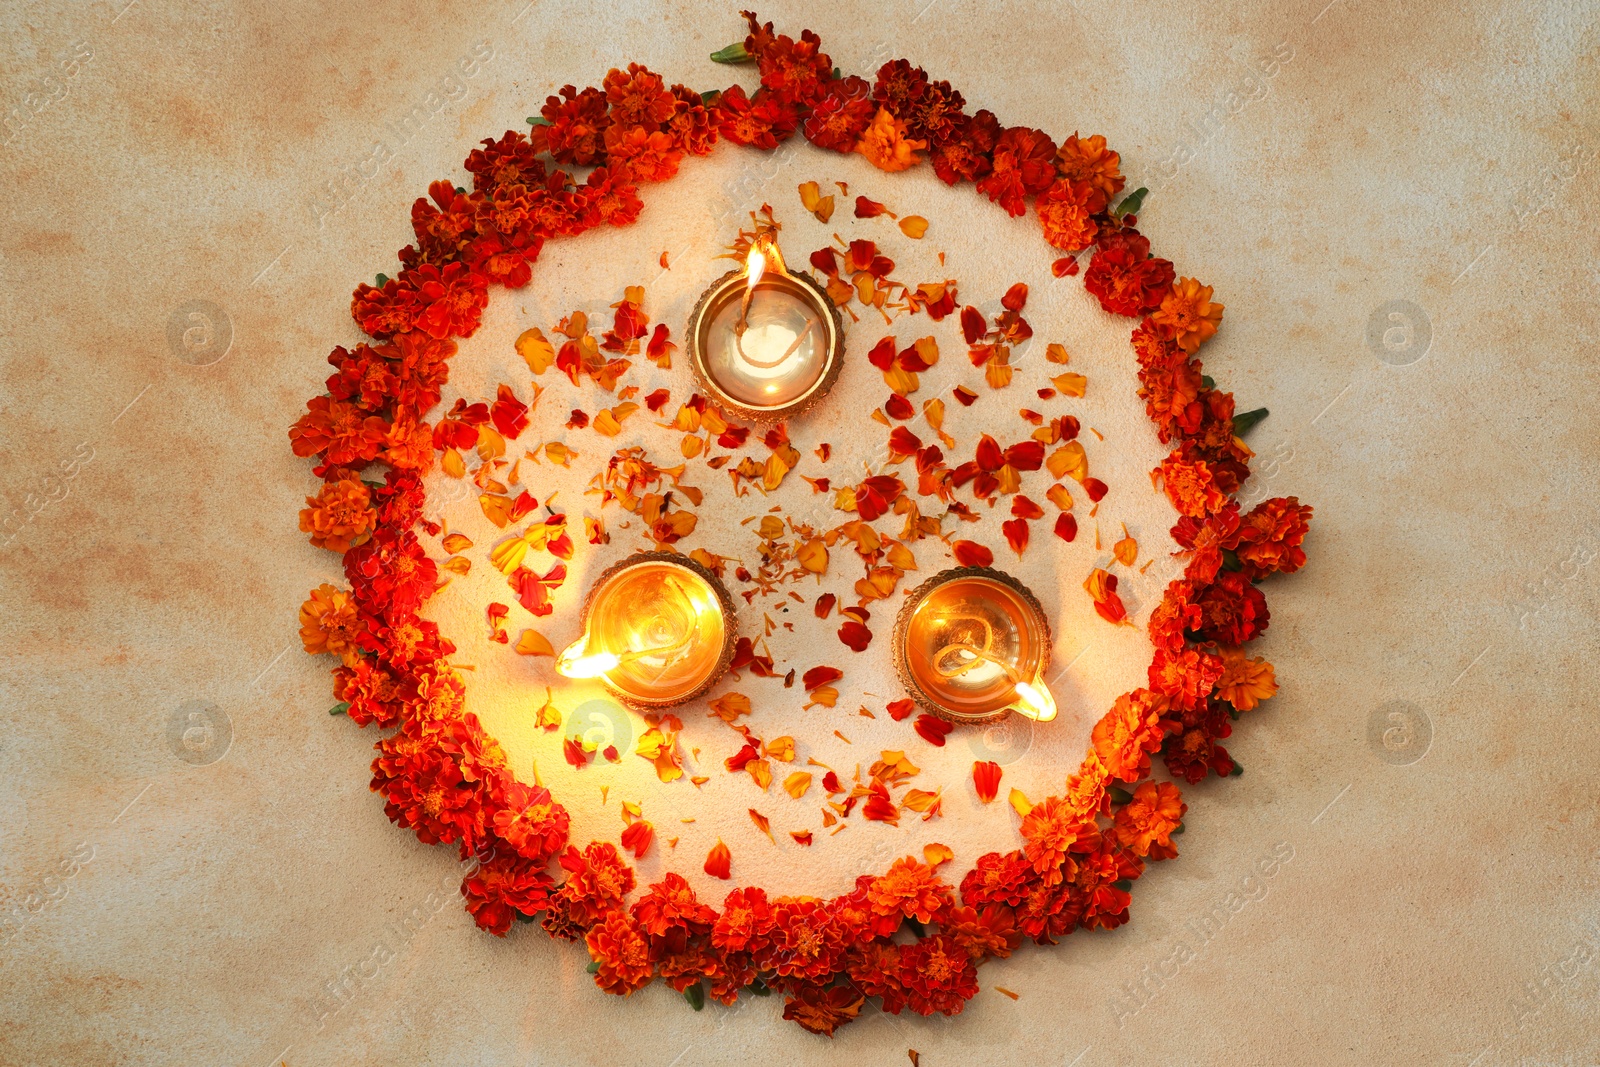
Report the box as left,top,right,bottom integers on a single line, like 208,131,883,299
1229,762,1244,777
748,978,772,996
586,960,601,974
1172,822,1186,835
329,701,350,716
455,186,466,195
374,274,389,288
710,42,753,64
1113,879,1134,893
1201,374,1216,390
1220,548,1243,573
1113,186,1148,218
526,116,552,127
1232,406,1269,437
683,982,706,1011
1108,786,1133,805
699,89,721,106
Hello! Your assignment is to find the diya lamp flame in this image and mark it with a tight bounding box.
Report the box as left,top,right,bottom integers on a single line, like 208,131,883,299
553,634,622,680
1009,678,1058,722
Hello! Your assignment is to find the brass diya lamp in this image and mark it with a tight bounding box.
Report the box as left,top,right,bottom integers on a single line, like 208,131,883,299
687,234,845,422
894,566,1058,725
555,551,737,710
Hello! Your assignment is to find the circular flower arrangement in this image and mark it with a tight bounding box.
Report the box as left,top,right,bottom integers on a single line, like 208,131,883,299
290,12,1313,1036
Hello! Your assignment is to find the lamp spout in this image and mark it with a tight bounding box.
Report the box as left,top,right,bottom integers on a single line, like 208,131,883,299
1009,678,1058,723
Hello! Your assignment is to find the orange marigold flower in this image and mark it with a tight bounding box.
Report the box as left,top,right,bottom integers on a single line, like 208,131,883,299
868,856,950,923
603,63,677,127
940,903,1021,960
1235,496,1314,576
1090,688,1173,783
1215,645,1278,710
764,897,846,979
556,842,636,928
381,414,435,474
1148,647,1225,713
1055,132,1126,199
855,107,926,173
299,475,376,553
1036,178,1106,251
1019,796,1097,881
900,933,980,1016
1152,276,1224,353
1113,781,1186,860
602,123,685,184
585,909,654,995
539,84,611,166
1154,454,1230,518
299,583,362,664
782,983,864,1037
978,126,1057,216
288,395,389,466
1064,758,1109,818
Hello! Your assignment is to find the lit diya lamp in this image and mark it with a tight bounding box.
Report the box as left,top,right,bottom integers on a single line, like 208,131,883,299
555,551,737,709
894,566,1058,725
687,233,845,422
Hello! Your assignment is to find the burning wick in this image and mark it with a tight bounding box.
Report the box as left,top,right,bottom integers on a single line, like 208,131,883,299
735,242,766,334
555,573,706,681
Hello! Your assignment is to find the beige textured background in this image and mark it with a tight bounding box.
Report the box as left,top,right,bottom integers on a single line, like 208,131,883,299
1,1,1597,1065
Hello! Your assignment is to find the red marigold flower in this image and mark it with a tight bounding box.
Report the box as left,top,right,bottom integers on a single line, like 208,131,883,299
872,58,929,120
464,228,542,289
491,778,569,862
941,903,1021,961
289,396,388,467
1014,876,1077,944
868,856,951,924
803,75,875,152
373,330,454,413
603,63,677,127
397,662,466,726
782,983,865,1036
1165,705,1237,782
355,613,453,673
351,276,421,339
1090,688,1175,783
464,129,547,195
665,83,718,155
1194,570,1270,645
1148,646,1225,713
763,897,846,980
1138,352,1206,443
1074,840,1141,931
1113,781,1186,860
370,722,493,852
585,909,655,995
579,166,645,229
1147,579,1203,651
1084,238,1176,317
554,841,636,928
714,84,797,149
977,127,1058,216
1036,178,1106,251
332,658,408,728
930,109,999,185
959,849,1033,908
603,123,685,183
406,180,479,267
742,13,832,107
713,885,775,954
899,933,979,1016
344,526,438,618
463,851,554,936
540,84,611,166
632,871,717,938
1235,496,1314,576
904,78,966,146
1056,131,1126,199
1155,453,1230,519
405,262,489,340
1020,797,1098,882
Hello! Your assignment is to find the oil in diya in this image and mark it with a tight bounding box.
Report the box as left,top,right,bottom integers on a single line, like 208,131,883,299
687,234,845,422
894,566,1059,726
555,552,737,710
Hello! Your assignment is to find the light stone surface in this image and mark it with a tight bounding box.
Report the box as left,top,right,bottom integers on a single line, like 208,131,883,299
1,1,1597,1065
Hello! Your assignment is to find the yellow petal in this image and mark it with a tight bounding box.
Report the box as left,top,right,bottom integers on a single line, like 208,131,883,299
514,630,554,657
441,533,474,554
1008,787,1033,818
784,771,813,799
797,539,829,574
923,842,954,867
1046,342,1071,364
899,215,928,239
515,327,555,374
1051,372,1088,397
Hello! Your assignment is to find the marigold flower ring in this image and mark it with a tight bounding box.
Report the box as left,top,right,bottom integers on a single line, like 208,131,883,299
290,10,1313,1036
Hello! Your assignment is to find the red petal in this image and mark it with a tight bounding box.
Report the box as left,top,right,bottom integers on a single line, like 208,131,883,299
952,540,994,568
802,665,843,691
960,305,986,345
867,335,897,370
1084,477,1109,502
1054,513,1079,542
884,393,916,421
1001,282,1029,312
837,620,873,652
974,434,1005,472
914,714,954,746
886,698,915,721
1002,517,1030,557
